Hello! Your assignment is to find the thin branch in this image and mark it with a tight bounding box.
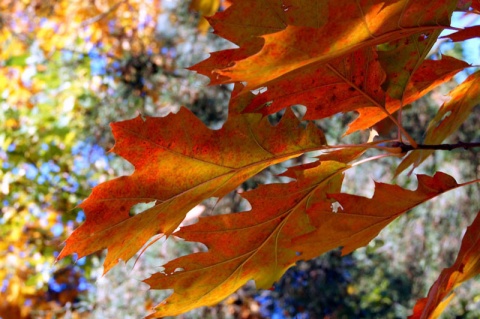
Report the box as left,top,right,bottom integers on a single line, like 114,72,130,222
351,153,397,167
323,139,395,150
384,107,417,147
395,141,480,152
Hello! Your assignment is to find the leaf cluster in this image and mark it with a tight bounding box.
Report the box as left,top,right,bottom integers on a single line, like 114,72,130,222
55,1,480,318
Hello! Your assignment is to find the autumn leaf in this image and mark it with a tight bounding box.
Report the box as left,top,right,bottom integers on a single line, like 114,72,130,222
378,31,441,101
356,10,464,133
192,0,456,93
242,33,464,128
144,161,348,318
441,25,480,42
191,0,459,135
291,172,473,261
409,210,480,319
242,47,386,120
395,70,480,176
346,55,469,134
474,0,480,11
57,85,327,272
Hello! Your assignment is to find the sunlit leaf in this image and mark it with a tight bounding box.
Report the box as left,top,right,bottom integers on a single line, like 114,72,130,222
58,85,327,273
144,161,347,317
193,0,456,94
346,55,469,134
243,47,386,120
441,25,480,42
292,172,476,260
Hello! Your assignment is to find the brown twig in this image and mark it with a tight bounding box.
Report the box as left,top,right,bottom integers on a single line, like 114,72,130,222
393,141,480,152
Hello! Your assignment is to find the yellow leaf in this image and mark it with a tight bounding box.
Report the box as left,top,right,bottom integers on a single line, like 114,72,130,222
190,0,221,33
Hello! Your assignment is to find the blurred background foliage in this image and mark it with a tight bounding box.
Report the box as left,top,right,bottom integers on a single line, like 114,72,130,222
0,1,479,318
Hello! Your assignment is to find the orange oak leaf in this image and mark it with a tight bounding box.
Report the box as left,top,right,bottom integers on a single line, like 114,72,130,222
346,55,469,134
441,25,480,42
291,172,474,261
395,70,480,176
242,32,463,128
342,29,451,134
243,47,386,120
144,161,348,318
409,210,480,319
378,31,442,101
192,0,456,92
58,85,327,273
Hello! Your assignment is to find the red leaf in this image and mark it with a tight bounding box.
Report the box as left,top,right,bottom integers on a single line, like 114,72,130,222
243,48,386,120
441,25,480,42
192,0,456,93
144,161,348,317
346,55,469,134
292,172,470,260
58,85,327,273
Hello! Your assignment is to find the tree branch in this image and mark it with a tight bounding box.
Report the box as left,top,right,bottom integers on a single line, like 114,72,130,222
394,141,480,152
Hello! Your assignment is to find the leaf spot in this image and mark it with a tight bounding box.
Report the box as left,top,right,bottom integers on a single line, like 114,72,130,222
331,201,343,213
